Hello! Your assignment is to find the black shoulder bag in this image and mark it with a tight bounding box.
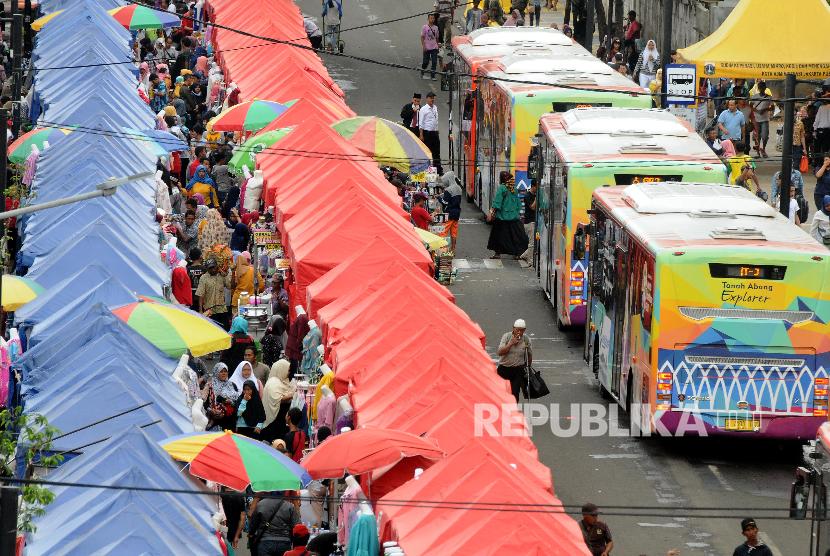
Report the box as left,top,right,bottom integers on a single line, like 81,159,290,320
249,499,284,550
524,342,550,399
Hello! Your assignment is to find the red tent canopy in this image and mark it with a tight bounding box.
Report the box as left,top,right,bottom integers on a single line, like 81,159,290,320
259,96,355,131
306,238,453,318
331,327,493,397
275,176,409,238
274,160,401,220
350,357,506,421
323,281,485,349
378,451,590,556
241,65,344,104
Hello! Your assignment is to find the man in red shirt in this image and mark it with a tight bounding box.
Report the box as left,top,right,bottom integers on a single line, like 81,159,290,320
283,523,311,556
410,192,433,230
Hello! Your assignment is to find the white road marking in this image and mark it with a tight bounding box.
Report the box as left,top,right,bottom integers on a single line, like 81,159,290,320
482,259,503,269
637,522,684,528
706,464,734,492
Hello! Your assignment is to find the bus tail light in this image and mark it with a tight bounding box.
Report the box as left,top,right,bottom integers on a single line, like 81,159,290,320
658,372,672,381
656,404,670,411
817,378,829,385
815,410,828,417
814,378,829,416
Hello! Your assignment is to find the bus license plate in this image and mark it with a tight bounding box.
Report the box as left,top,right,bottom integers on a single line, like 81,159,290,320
724,418,760,431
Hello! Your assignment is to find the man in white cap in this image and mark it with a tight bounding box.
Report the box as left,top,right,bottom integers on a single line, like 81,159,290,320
496,318,532,401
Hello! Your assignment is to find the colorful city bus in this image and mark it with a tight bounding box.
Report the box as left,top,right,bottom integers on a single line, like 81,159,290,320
585,182,830,438
532,108,727,328
474,57,650,211
450,27,580,198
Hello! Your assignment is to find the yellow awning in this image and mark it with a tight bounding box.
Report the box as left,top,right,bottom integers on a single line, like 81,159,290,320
677,0,830,79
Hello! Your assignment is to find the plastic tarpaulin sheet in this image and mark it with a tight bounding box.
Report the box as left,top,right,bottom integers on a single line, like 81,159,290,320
27,429,219,556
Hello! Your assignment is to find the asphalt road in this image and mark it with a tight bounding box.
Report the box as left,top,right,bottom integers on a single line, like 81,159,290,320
299,1,812,554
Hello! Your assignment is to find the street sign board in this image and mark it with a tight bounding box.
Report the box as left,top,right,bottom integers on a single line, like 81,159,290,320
665,64,697,106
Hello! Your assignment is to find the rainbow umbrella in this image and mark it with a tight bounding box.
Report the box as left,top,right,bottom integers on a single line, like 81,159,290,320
332,116,432,173
161,431,312,491
107,5,181,30
112,296,230,357
7,127,74,164
2,276,44,311
208,99,296,132
228,128,293,173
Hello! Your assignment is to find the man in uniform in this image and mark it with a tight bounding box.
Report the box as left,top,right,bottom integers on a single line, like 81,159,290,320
579,503,613,556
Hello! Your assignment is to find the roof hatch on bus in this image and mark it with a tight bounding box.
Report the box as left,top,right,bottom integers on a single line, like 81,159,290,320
621,182,778,217
469,27,572,47
562,108,689,137
499,52,596,74
710,226,766,240
617,142,668,154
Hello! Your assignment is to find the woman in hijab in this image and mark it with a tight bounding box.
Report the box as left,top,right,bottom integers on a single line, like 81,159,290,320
810,194,830,244
261,314,286,367
139,62,151,92
285,312,309,378
230,361,263,394
486,171,529,259
231,251,264,315
204,363,238,431
634,39,660,89
230,221,251,252
234,380,266,438
222,317,256,371
187,165,221,208
257,360,296,442
195,55,209,76
198,208,231,253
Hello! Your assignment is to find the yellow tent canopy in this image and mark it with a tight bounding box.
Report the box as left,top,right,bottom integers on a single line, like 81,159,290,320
677,0,830,79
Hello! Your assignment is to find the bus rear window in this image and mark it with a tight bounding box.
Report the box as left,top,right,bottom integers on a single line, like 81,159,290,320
709,264,787,280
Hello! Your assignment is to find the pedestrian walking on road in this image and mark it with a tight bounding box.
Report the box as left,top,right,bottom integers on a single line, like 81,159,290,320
419,92,442,172
633,39,660,89
749,80,774,158
420,13,440,81
717,100,746,143
400,92,421,136
529,0,542,26
434,0,457,46
487,171,529,259
496,318,532,401
810,195,830,245
579,503,614,556
438,171,462,252
732,518,773,556
519,179,537,267
466,0,484,33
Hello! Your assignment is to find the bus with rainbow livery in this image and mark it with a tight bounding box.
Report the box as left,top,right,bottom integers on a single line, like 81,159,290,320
585,182,830,438
531,108,727,329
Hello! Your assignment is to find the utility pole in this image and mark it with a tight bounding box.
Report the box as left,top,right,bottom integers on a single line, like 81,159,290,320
10,13,22,137
0,109,7,332
779,74,796,219
0,486,19,555
583,0,594,53
659,0,674,108
605,0,613,55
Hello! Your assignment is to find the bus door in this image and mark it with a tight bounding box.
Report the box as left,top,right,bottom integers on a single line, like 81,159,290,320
474,86,487,208
583,206,599,360
610,233,630,397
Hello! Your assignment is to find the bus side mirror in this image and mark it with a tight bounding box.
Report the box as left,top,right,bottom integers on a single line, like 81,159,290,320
789,467,812,519
573,226,586,260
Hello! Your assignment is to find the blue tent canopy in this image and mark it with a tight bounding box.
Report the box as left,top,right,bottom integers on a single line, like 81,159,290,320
17,304,173,378
28,276,138,338
14,264,117,324
21,334,176,398
25,225,168,293
26,429,219,556
19,209,155,266
39,92,155,130
23,371,192,453
35,2,132,42
38,0,125,15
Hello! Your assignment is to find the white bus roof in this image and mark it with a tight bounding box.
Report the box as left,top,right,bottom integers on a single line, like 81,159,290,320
593,182,824,253
499,52,608,75
489,68,646,93
540,109,723,163
468,26,574,47
623,182,775,217
562,108,689,136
